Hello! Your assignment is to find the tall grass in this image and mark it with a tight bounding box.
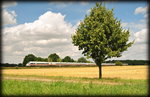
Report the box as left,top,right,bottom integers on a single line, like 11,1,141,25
2,79,148,96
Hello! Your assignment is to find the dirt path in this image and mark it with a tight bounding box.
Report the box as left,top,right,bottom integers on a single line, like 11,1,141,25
2,76,122,85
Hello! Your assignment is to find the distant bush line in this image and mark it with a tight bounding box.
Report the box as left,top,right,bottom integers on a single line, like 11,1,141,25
1,60,148,67
105,60,149,65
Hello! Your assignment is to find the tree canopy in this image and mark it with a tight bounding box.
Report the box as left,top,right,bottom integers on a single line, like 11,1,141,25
23,54,37,66
48,53,61,62
62,56,75,62
72,3,134,78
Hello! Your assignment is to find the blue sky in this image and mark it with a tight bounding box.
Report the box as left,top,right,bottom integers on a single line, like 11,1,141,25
6,1,147,25
2,1,148,63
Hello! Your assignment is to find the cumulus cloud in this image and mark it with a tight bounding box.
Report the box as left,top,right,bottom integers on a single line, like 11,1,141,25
134,6,147,14
2,11,84,63
2,9,17,25
134,28,148,44
2,1,17,26
134,6,148,18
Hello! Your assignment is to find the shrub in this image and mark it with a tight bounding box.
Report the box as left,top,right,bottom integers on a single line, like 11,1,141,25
115,61,123,66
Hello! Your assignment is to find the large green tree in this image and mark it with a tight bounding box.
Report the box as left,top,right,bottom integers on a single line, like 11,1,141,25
48,53,61,62
72,3,134,79
23,54,37,66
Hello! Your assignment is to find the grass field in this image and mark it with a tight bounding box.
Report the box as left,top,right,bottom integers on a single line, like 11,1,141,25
2,78,148,96
2,65,149,96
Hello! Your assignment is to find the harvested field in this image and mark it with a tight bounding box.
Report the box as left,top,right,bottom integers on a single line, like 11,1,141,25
2,66,148,80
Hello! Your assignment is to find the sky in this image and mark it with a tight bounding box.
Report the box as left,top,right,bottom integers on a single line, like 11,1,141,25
2,1,148,64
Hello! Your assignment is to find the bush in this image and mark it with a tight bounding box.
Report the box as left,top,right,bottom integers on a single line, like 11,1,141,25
115,61,123,66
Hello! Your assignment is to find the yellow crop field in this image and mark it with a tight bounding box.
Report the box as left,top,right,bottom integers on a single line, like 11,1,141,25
2,66,148,80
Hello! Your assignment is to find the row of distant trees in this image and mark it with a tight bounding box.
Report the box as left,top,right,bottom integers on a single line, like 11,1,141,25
105,60,149,65
22,53,93,66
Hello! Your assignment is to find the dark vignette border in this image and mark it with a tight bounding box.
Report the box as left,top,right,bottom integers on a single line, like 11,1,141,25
0,0,149,97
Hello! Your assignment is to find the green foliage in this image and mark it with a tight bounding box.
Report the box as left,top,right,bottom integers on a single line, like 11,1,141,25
48,57,52,62
62,56,75,62
36,57,48,62
18,63,23,67
23,54,49,66
48,53,61,62
72,2,134,65
115,61,123,66
23,54,37,66
106,60,148,65
78,57,87,63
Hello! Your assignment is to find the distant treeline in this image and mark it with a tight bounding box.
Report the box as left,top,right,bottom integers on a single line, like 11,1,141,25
105,60,149,65
1,63,22,67
1,60,149,67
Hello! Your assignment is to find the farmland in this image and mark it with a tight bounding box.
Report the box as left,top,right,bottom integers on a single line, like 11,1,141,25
2,66,148,79
2,65,149,96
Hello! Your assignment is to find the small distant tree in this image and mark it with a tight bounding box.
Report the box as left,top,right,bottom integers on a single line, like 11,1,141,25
18,63,23,67
48,53,61,62
72,3,134,79
78,57,87,63
62,56,75,62
115,61,123,66
23,54,37,66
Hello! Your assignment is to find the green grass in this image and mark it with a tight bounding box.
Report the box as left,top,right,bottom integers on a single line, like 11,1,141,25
3,74,147,85
2,78,148,96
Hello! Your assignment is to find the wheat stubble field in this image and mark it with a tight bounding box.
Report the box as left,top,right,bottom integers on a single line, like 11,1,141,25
2,66,148,79
2,65,149,96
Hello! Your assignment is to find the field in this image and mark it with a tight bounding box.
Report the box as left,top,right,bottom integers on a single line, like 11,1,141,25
2,65,149,96
2,66,148,79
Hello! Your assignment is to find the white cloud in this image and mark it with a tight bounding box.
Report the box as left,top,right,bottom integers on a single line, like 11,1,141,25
2,1,17,26
2,9,17,25
110,43,148,60
134,6,147,14
134,6,148,18
134,28,148,44
2,11,84,63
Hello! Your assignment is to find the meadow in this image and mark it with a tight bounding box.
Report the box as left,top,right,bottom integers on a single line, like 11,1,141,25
2,65,149,96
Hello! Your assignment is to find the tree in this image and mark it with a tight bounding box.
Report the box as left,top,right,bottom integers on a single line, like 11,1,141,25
36,57,48,62
115,61,123,66
23,54,37,66
78,57,87,63
62,56,75,62
48,53,61,62
72,3,134,79
18,63,23,67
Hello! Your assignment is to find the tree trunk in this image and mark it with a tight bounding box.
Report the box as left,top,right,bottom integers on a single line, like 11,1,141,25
98,64,102,79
